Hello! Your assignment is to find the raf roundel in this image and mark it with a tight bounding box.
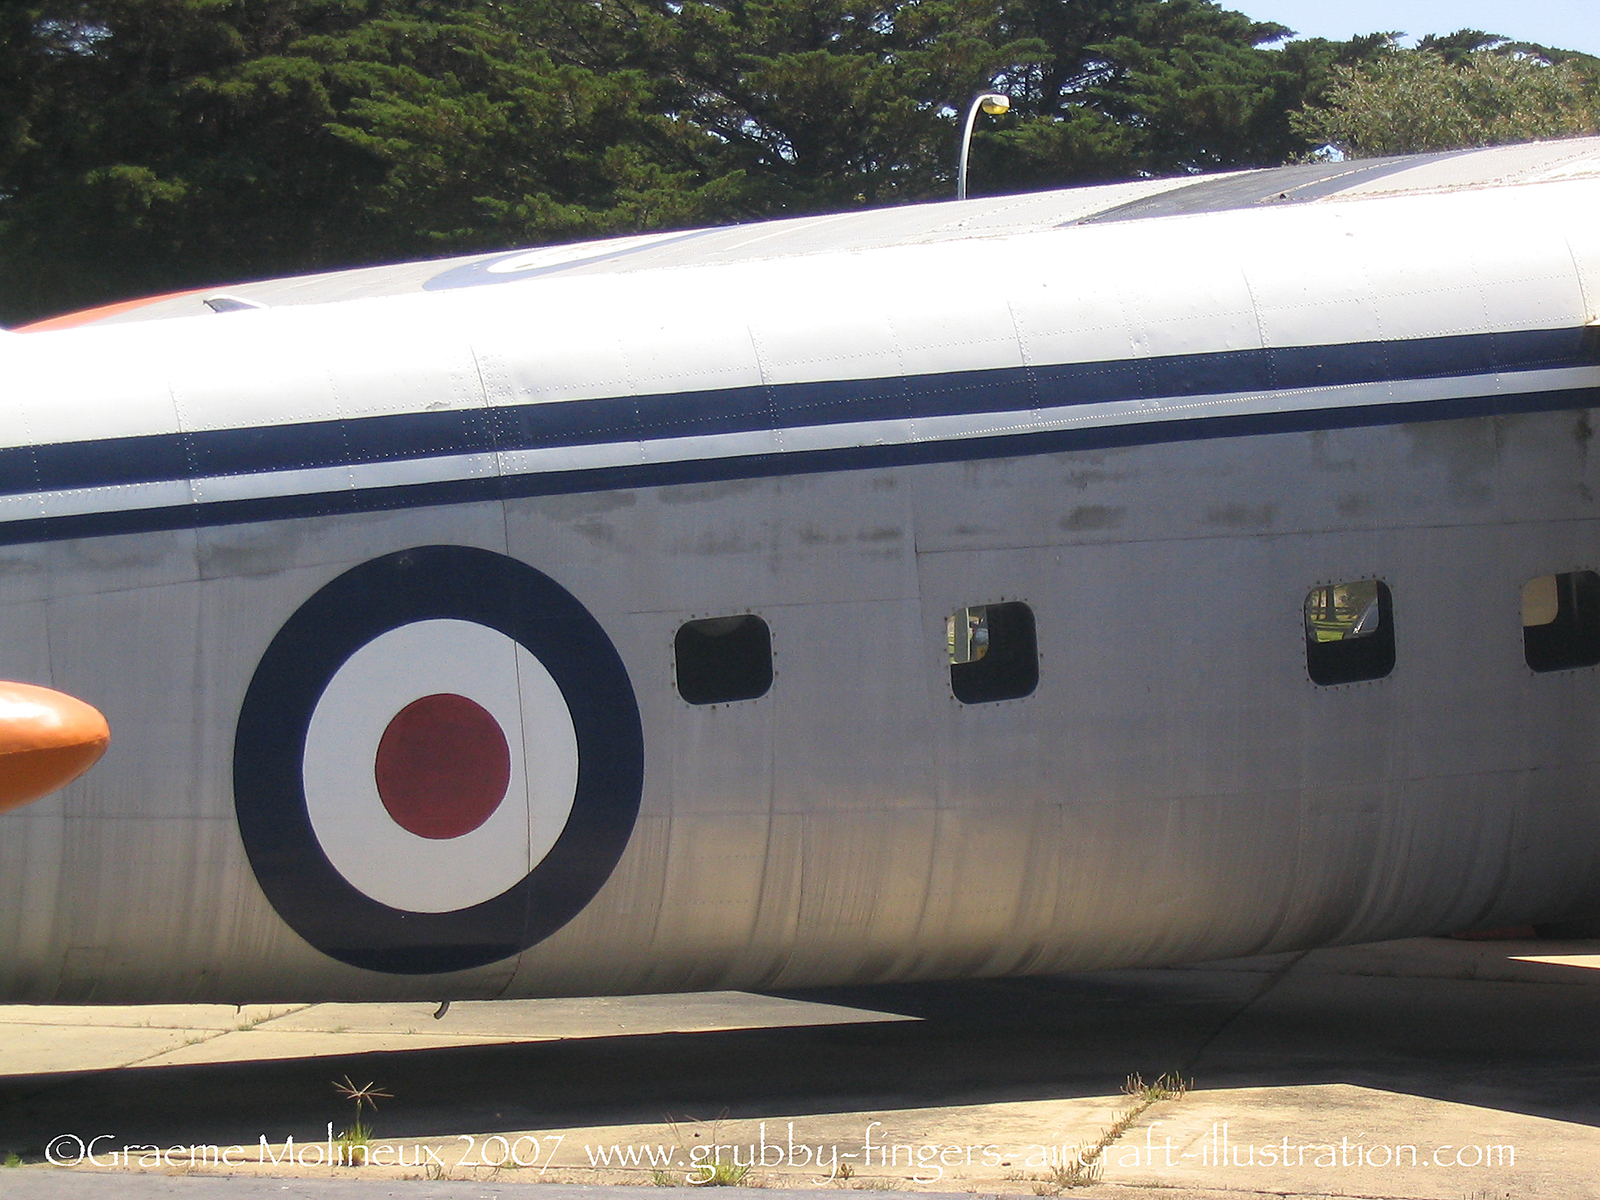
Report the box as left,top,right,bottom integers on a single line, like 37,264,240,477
233,546,644,974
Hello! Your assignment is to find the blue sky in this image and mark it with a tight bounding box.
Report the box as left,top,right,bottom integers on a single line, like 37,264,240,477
1232,1,1600,55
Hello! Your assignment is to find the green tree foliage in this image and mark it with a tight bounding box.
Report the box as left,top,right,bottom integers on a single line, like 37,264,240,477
975,16,1389,188
0,3,1588,325
608,0,1039,210
1294,35,1600,157
1,0,740,320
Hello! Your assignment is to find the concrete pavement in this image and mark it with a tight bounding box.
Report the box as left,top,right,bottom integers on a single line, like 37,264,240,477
2,936,1598,1199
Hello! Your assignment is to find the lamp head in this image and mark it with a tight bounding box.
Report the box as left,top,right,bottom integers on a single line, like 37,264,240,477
979,94,1010,116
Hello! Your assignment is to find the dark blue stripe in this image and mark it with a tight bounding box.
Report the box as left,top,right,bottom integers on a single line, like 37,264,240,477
3,381,1595,548
1,325,1592,500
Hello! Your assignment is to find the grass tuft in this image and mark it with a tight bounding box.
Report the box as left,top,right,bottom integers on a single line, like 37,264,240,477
334,1120,374,1166
1122,1071,1190,1104
689,1158,751,1186
1032,1071,1192,1193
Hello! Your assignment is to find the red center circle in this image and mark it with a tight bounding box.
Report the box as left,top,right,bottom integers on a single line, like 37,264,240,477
374,693,511,840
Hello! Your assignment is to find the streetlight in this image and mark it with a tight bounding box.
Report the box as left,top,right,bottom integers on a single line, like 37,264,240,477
957,92,1010,201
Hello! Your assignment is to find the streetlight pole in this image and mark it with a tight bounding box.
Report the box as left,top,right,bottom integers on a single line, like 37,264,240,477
957,92,1010,201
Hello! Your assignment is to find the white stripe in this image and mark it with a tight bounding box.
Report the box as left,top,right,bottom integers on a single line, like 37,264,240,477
6,366,1596,523
0,479,192,523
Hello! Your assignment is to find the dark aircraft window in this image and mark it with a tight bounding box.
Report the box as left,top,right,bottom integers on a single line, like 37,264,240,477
1522,571,1600,672
674,615,772,704
947,602,1038,704
1304,579,1394,686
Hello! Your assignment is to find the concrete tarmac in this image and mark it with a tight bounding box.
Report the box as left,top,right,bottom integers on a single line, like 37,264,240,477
2,937,1599,1199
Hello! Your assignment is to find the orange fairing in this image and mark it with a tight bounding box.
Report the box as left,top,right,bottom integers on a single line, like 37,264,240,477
0,682,110,812
13,288,206,331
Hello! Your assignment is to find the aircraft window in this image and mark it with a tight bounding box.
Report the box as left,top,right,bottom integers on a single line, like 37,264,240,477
674,615,772,704
1304,580,1394,686
1522,571,1600,672
947,602,1038,704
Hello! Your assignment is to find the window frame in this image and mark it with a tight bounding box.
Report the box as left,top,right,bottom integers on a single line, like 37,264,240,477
673,613,774,706
1303,578,1395,687
947,600,1039,705
1522,569,1600,674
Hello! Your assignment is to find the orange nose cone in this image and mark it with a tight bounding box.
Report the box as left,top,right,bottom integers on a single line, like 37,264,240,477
0,682,110,813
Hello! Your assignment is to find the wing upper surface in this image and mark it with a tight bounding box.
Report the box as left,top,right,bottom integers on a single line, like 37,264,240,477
17,137,1598,333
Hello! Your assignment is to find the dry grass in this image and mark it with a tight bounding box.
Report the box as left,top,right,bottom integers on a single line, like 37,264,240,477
1032,1072,1191,1194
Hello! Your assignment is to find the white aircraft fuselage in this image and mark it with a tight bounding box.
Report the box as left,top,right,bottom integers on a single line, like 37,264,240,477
2,140,1599,1003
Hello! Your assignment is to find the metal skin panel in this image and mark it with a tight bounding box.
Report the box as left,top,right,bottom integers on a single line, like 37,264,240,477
0,423,1597,999
2,145,1600,1002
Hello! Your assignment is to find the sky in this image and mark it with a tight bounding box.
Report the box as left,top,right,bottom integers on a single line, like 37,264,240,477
1231,1,1600,56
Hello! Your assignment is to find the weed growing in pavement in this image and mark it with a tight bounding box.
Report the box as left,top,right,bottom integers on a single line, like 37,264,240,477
660,1112,755,1187
331,1076,392,1166
1032,1151,1103,1193
692,1158,752,1186
333,1119,375,1166
1031,1071,1191,1194
1122,1071,1190,1104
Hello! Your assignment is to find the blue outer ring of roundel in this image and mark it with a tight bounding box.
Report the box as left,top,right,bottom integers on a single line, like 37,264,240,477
233,545,644,975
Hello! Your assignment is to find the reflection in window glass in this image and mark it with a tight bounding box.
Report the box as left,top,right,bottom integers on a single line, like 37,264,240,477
947,607,990,664
947,602,1037,704
674,615,772,704
1523,571,1600,672
1304,580,1394,685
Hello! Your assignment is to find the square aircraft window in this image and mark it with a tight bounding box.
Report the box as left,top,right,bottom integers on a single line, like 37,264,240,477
1304,579,1394,686
947,601,1038,704
1522,571,1600,672
674,615,772,704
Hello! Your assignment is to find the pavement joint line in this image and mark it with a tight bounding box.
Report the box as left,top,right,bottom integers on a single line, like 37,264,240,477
1067,1081,1191,1184
4,942,1597,1196
246,1004,315,1028
86,1004,318,1071
118,1027,234,1069
1179,950,1310,1080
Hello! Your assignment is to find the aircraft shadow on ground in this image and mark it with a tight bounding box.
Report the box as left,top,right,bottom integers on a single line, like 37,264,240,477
2,965,1597,1155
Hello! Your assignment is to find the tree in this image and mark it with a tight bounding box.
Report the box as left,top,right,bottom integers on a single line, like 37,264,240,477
968,3,1391,189
0,0,742,323
604,0,1042,211
1293,36,1600,157
625,0,1391,203
3,3,1595,326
